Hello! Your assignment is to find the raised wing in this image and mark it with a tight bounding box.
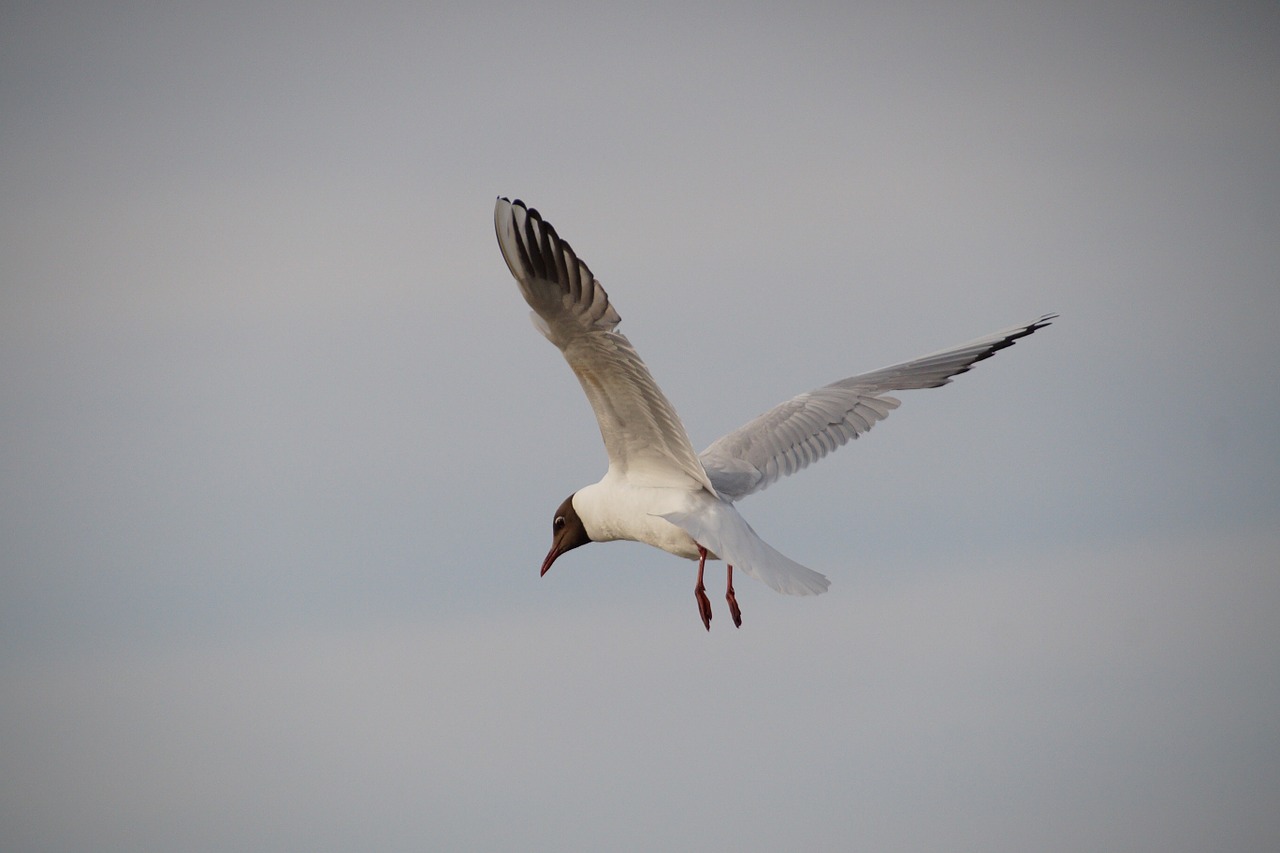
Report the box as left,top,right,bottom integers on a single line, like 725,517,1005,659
699,315,1056,501
495,197,716,493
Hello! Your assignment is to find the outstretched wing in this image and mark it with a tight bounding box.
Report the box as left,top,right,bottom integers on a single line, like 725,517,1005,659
699,315,1056,501
495,197,716,493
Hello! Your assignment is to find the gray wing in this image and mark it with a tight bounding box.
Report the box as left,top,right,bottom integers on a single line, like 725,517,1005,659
699,315,1056,501
495,198,716,493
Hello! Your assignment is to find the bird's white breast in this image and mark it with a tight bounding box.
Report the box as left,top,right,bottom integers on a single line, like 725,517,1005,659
572,476,713,561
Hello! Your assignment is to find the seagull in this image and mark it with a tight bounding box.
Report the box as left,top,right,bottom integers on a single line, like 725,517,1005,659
495,197,1054,630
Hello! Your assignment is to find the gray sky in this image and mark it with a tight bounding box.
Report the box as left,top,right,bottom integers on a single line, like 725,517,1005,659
2,1,1278,850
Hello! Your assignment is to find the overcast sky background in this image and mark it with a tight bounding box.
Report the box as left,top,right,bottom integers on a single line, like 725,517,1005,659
2,1,1278,851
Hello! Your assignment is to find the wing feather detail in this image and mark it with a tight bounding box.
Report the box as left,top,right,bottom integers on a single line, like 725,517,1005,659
495,197,716,493
699,314,1056,501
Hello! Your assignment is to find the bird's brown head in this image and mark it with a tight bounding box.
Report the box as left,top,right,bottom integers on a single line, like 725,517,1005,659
542,493,591,576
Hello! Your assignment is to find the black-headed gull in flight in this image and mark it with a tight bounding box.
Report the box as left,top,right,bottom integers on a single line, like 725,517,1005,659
495,197,1054,630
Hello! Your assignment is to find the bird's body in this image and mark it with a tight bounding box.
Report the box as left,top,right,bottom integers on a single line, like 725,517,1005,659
495,196,1054,629
571,476,707,561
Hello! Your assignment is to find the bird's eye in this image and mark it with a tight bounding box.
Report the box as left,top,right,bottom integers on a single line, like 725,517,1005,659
554,516,565,530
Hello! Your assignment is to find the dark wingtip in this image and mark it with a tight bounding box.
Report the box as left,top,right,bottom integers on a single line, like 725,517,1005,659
965,312,1058,369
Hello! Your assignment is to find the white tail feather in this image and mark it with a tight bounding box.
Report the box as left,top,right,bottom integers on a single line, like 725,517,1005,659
658,505,830,596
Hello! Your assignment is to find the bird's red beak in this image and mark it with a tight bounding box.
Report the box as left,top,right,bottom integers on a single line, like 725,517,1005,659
540,545,560,577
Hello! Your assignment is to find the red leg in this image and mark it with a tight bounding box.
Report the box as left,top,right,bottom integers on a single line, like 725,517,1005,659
725,564,742,628
694,546,712,630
